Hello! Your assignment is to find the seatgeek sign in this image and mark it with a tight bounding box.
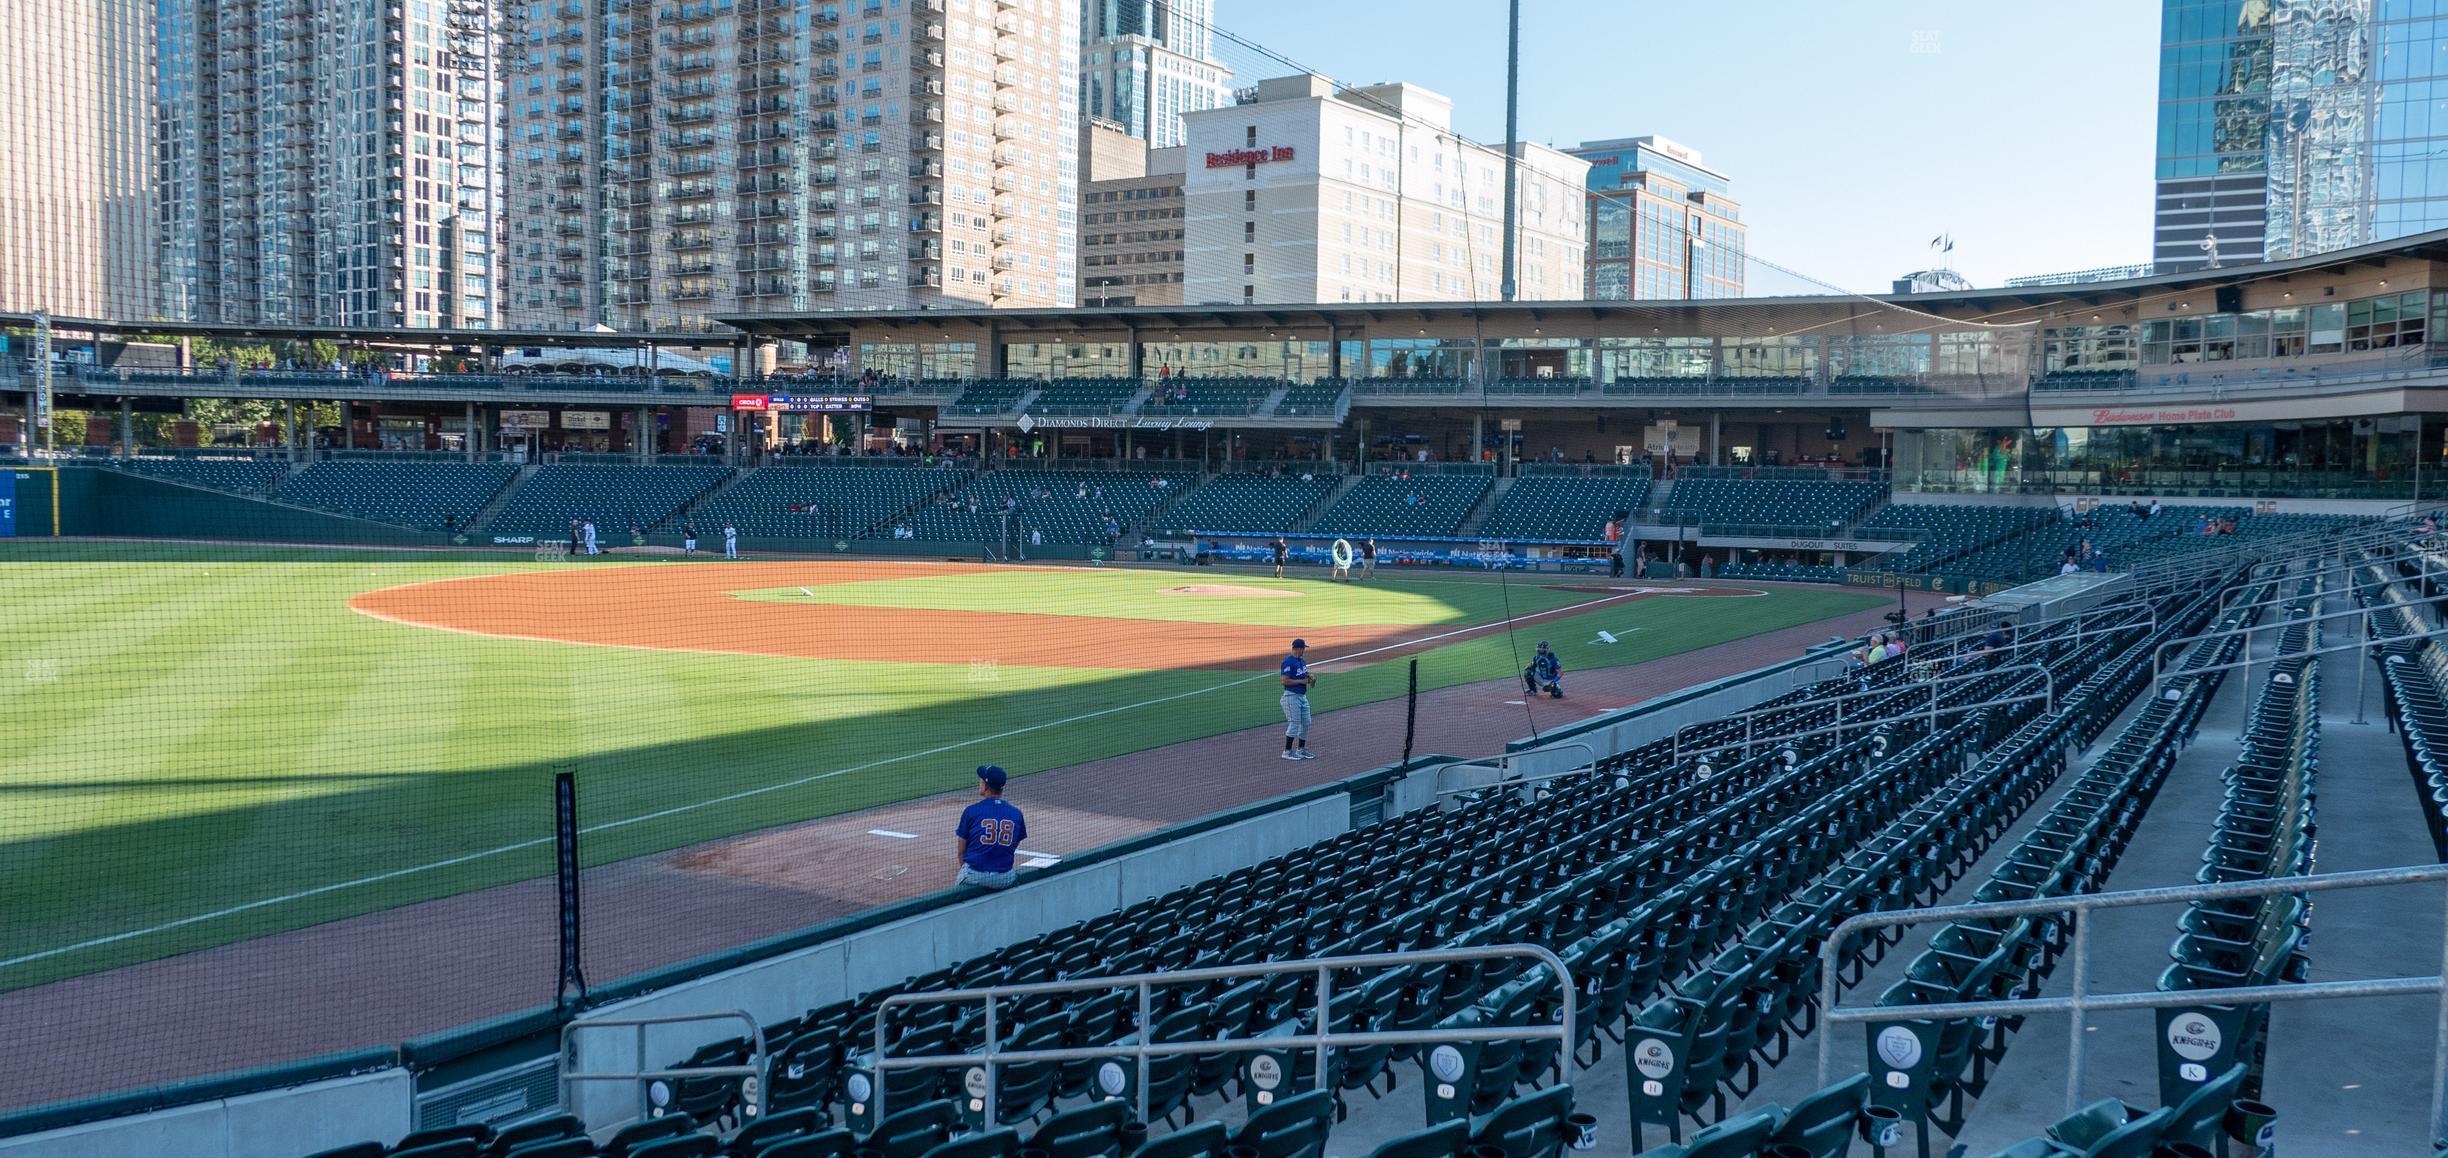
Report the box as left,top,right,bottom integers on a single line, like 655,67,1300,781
1206,145,1295,169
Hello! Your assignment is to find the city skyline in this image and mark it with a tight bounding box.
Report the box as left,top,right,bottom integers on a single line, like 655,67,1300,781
1214,0,2161,296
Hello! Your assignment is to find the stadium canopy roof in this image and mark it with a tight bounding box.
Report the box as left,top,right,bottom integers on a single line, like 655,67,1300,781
0,314,726,349
718,225,2448,342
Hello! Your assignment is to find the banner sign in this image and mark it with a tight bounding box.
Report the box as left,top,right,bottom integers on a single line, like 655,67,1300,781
732,393,872,413
1205,145,1295,169
500,409,551,429
561,410,611,430
1012,415,1215,431
32,311,51,430
0,475,15,537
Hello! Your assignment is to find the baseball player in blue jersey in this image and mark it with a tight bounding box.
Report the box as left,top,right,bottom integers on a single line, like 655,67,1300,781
1279,638,1316,760
954,764,1027,889
1523,640,1564,698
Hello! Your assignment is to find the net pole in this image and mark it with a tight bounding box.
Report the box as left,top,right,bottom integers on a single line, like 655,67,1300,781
1402,657,1418,765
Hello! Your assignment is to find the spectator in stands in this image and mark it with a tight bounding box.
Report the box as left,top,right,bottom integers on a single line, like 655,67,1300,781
954,765,1026,890
2061,557,2082,575
1404,491,1422,507
1978,619,2015,657
1885,634,1907,662
2148,498,2163,520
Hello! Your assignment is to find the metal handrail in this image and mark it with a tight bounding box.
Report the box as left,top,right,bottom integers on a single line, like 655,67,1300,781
1671,675,2056,767
2133,519,2405,588
1812,865,2448,1129
1430,741,1598,801
1670,663,2053,763
1914,618,2159,676
867,945,1573,1126
2152,586,2440,689
561,1010,767,1129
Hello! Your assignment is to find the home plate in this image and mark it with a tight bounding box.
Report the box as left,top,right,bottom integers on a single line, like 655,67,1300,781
800,586,819,598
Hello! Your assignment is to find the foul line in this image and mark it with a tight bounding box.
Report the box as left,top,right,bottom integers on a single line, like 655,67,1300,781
2,585,1675,974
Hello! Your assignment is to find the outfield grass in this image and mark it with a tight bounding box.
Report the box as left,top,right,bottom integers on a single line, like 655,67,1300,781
0,543,1881,988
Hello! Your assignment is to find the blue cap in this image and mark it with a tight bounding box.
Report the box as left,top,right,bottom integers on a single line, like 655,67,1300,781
1291,638,1307,649
977,764,1007,790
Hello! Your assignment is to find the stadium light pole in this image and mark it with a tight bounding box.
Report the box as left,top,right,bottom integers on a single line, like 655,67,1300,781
1498,0,1520,302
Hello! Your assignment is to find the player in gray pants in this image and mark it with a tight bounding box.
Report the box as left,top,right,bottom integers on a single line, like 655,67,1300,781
1279,638,1315,759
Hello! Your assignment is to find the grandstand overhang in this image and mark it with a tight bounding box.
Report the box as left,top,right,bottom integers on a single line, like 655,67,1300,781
718,226,2448,344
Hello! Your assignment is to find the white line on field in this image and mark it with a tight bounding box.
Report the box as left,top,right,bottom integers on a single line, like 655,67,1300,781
2,585,1668,972
867,829,920,840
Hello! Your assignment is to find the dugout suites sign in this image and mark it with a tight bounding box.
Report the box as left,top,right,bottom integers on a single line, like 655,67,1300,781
1206,145,1294,168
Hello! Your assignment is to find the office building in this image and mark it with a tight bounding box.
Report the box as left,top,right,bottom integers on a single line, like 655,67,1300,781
503,0,1079,332
1178,74,1586,306
2154,0,2448,270
0,0,155,320
1078,118,1183,305
1567,135,1743,300
154,0,506,328
1080,0,1230,149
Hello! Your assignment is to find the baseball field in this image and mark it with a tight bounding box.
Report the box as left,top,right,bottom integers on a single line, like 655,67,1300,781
0,541,1884,991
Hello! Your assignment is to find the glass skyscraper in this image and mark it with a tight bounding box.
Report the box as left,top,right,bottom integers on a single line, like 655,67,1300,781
2155,0,2448,271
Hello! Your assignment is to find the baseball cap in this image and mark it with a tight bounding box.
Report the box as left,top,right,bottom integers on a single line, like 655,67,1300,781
976,764,1007,790
1537,640,1549,648
1291,638,1307,649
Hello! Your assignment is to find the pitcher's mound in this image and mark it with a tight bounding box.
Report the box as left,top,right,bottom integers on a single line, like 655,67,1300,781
1162,584,1300,598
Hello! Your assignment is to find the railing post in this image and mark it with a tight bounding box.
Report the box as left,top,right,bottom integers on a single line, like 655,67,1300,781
874,1003,891,1127
2064,911,2091,1114
2434,878,2448,1142
1136,980,1152,1124
2356,607,2371,726
983,992,1000,1128
1314,964,1333,1097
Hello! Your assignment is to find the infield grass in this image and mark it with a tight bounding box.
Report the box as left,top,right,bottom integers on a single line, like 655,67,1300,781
0,543,1880,988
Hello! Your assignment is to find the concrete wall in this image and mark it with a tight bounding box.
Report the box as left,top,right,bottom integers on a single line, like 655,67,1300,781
0,1071,411,1158
566,793,1352,1127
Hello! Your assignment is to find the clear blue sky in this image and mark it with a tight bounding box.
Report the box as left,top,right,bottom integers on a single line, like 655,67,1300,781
1206,0,2161,294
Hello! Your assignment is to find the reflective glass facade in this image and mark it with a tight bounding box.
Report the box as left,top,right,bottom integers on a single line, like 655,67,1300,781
2156,1,2448,268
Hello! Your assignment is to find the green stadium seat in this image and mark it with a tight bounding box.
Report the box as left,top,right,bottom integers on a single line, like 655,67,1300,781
630,1136,722,1158
1311,475,1488,538
1478,475,1650,541
752,1130,856,1158
1361,1119,1468,1158
602,1114,697,1158
1131,1122,1225,1158
1231,1089,1333,1158
272,461,519,531
914,1128,1018,1158
486,1116,586,1157
1025,1100,1128,1158
695,464,963,543
484,463,731,539
118,456,290,493
721,1111,827,1157
1469,1084,1572,1158
1156,473,1336,535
